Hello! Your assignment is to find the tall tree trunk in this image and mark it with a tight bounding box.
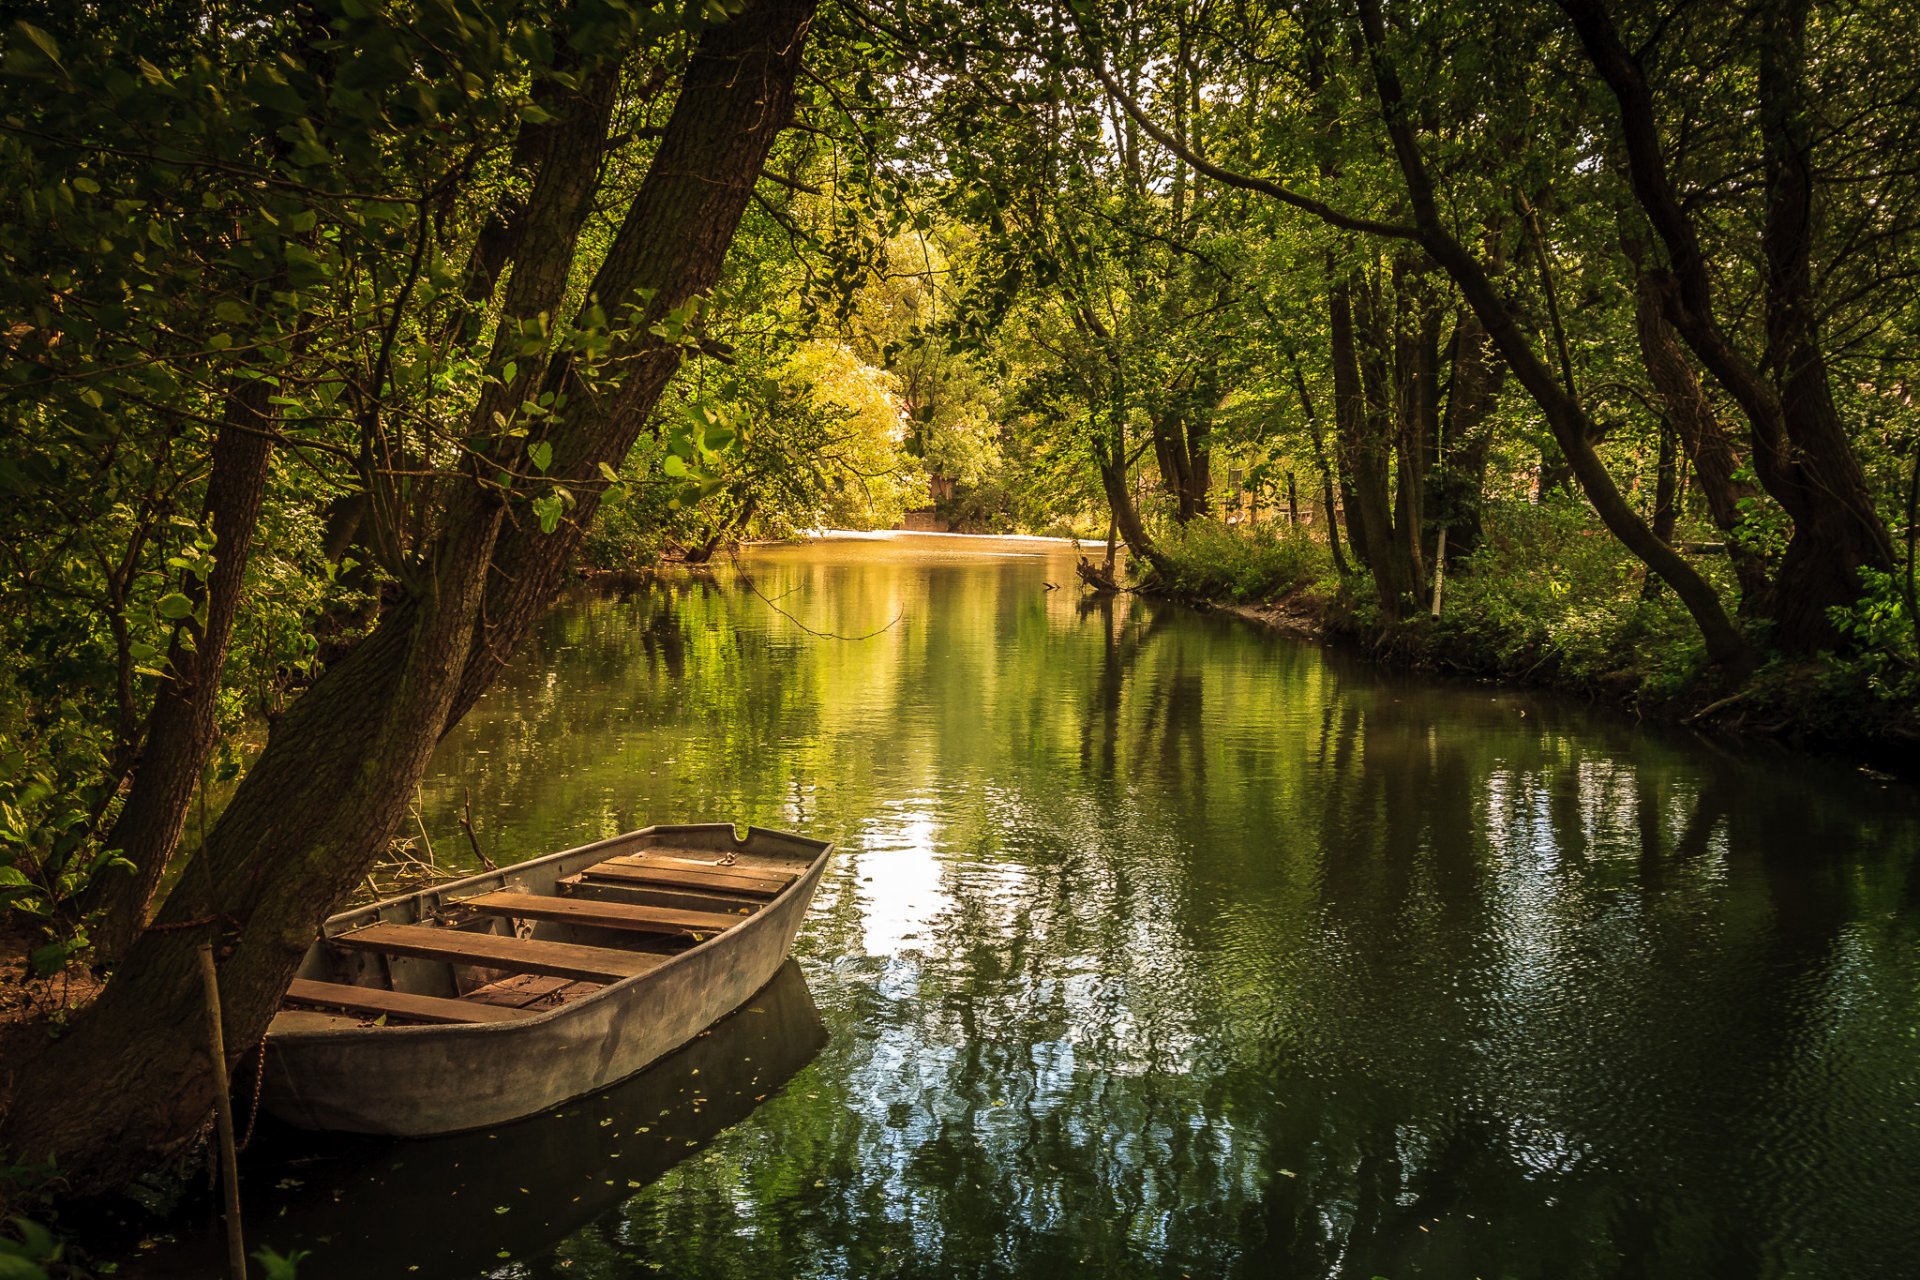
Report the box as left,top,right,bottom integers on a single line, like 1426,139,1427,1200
1150,408,1211,523
1753,0,1893,647
0,0,816,1194
1391,256,1442,593
1642,416,1678,599
1437,304,1505,558
1631,270,1773,609
1150,362,1216,525
1289,357,1352,576
83,383,276,963
1355,270,1419,607
1332,271,1402,617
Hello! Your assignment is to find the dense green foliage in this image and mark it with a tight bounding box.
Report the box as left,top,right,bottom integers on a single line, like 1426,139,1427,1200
1156,521,1330,605
1419,499,1715,700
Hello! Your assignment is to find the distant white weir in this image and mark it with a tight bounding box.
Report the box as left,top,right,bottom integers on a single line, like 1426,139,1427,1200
800,527,1081,545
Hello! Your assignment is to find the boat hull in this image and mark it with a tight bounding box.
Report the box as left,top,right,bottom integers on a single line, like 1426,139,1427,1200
261,823,828,1136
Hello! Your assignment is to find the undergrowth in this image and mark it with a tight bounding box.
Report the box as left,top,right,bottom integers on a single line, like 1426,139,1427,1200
1421,499,1713,702
1153,520,1329,603
1170,500,1920,752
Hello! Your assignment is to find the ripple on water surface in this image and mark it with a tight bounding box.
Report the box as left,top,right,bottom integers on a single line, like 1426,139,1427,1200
130,536,1920,1279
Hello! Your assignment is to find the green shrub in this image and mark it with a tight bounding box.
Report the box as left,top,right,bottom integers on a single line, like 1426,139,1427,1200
0,1217,59,1279
1154,520,1330,603
1427,498,1711,699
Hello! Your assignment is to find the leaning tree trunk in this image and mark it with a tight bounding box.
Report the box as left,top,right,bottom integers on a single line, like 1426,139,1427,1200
446,3,814,723
84,382,276,963
0,506,507,1194
0,0,816,1194
1092,427,1168,581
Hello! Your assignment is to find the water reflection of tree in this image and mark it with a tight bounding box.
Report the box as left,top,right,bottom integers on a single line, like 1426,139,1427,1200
416,550,1920,1279
1077,593,1168,786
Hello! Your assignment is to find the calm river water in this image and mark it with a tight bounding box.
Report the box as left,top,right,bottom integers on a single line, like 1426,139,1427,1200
140,534,1920,1279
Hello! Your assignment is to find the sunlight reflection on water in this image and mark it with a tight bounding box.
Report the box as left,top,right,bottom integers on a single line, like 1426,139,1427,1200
281,534,1920,1279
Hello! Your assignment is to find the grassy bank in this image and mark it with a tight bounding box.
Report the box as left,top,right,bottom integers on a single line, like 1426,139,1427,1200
1152,508,1920,760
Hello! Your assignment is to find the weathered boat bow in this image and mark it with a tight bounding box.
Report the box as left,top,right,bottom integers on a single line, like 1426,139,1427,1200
262,822,830,1135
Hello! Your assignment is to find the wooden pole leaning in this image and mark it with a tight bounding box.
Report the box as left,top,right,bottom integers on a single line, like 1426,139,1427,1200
196,942,247,1280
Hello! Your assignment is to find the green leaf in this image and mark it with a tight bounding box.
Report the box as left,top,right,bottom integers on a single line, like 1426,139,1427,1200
156,592,193,619
28,940,75,977
252,1247,311,1280
283,243,330,290
531,493,562,534
661,454,688,478
12,21,62,68
70,176,99,195
597,461,622,484
528,441,552,472
8,1219,54,1261
0,1253,48,1280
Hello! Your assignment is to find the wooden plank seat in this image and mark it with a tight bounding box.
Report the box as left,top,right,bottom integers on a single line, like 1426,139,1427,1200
460,889,751,937
331,922,668,982
284,978,532,1026
578,858,789,898
618,849,799,885
269,1008,365,1034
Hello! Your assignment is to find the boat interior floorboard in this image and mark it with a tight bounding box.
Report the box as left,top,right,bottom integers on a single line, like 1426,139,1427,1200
269,1008,366,1034
462,972,602,1010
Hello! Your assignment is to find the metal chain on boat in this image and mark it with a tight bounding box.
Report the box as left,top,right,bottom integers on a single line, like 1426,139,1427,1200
237,1031,268,1152
145,912,237,934
716,852,738,866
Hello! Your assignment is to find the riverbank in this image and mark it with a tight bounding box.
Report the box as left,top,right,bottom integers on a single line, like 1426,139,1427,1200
1132,508,1919,770
1211,585,1920,776
613,523,1920,769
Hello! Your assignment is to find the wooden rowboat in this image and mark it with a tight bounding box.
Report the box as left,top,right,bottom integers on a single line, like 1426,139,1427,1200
144,961,826,1280
261,822,830,1135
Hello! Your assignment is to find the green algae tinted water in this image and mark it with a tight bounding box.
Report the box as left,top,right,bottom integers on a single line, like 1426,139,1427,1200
145,534,1920,1278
